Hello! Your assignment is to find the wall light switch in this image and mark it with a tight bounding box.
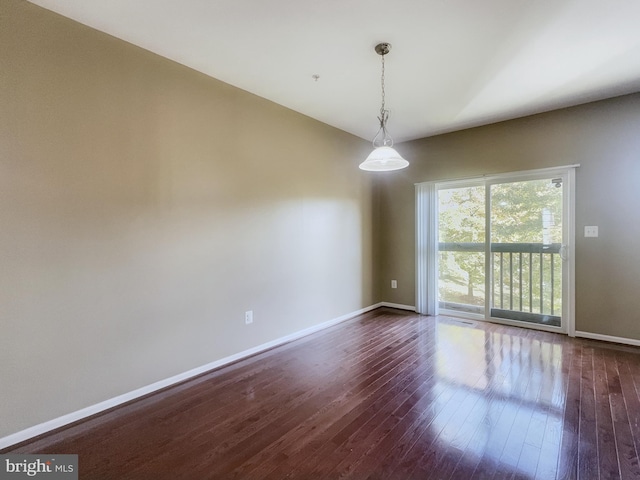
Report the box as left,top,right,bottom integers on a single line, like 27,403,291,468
391,280,397,289
584,226,599,238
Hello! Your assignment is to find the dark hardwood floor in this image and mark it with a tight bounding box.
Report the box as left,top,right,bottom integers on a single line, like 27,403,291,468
6,308,640,479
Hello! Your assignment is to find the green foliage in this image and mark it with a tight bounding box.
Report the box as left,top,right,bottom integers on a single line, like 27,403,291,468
491,179,562,244
439,186,485,306
438,179,563,317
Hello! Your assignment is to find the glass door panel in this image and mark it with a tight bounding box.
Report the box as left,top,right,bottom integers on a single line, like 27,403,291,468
490,178,563,327
438,185,486,315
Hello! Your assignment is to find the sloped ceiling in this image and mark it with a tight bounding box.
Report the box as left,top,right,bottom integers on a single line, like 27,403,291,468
29,0,640,142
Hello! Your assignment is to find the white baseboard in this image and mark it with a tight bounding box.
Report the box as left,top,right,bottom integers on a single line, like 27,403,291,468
379,302,416,311
575,330,640,347
0,303,385,450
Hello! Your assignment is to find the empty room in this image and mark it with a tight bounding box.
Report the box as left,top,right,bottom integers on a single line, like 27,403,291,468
2,0,640,478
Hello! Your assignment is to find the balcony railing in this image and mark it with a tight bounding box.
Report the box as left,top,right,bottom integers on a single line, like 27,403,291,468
439,242,562,327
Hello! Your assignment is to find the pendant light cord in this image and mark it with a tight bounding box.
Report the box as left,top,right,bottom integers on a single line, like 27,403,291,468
374,52,393,148
380,52,386,116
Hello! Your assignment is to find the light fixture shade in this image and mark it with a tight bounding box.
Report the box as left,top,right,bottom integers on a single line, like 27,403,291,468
359,146,409,171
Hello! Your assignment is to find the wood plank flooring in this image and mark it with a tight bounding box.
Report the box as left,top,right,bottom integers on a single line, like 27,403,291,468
5,308,640,479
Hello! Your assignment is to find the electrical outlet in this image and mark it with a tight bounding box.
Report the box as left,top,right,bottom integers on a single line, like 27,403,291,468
584,226,599,238
245,310,253,325
391,280,397,289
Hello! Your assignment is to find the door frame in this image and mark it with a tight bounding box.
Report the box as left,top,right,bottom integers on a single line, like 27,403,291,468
416,165,577,336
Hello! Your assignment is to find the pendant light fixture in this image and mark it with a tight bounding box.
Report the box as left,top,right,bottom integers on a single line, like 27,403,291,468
359,42,409,172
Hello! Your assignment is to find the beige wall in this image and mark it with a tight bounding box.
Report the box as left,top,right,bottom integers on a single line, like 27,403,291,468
0,0,374,438
376,93,640,340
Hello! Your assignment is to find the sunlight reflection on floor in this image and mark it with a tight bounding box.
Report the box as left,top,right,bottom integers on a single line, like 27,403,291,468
428,316,566,478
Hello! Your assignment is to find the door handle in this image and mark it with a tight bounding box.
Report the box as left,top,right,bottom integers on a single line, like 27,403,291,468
560,245,568,261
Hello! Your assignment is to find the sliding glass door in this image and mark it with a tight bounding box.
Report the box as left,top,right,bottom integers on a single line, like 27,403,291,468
437,184,485,316
489,177,564,328
425,167,575,334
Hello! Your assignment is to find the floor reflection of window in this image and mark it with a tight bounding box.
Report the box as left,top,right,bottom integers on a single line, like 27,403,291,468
430,318,566,477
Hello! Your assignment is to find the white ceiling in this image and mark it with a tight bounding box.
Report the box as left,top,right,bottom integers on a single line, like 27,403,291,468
29,0,640,143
